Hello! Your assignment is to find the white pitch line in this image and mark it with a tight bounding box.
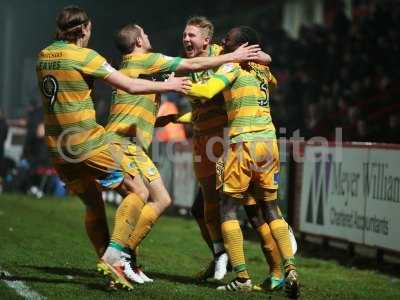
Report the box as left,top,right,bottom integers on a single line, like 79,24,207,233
0,266,46,300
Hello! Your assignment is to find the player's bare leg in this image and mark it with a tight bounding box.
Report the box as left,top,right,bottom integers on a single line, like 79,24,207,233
257,189,299,299
200,175,229,280
191,190,214,252
77,181,110,258
244,203,285,291
191,189,217,281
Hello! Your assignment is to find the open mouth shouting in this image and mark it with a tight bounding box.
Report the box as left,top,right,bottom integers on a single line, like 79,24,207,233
184,43,195,57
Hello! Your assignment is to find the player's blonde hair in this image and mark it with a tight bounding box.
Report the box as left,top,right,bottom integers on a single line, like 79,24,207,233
186,16,214,39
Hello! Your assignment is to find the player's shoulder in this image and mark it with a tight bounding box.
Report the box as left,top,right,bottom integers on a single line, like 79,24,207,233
37,46,50,60
128,52,175,63
60,46,103,64
153,52,180,63
210,44,223,56
38,41,65,58
248,62,269,72
40,44,82,63
218,62,240,73
37,42,75,66
247,62,273,82
136,52,160,58
80,46,103,58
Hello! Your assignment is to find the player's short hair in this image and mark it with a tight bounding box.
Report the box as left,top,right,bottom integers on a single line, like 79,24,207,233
186,16,214,39
55,5,90,42
115,23,141,55
232,26,261,47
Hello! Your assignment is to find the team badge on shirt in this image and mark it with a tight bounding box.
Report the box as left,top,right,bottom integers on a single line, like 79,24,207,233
221,63,235,73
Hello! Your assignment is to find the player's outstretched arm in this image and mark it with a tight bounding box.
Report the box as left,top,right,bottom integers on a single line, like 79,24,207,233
188,64,239,100
176,43,261,72
188,77,226,100
104,70,191,94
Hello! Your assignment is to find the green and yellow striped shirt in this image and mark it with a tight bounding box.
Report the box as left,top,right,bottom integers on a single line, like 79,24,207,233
105,52,181,151
189,62,276,143
36,40,115,163
189,44,228,137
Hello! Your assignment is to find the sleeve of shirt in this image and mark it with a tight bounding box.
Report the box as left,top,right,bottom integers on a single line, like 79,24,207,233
76,49,116,79
188,63,240,100
149,53,182,73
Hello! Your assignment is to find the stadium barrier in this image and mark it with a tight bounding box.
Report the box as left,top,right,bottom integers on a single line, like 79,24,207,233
101,139,400,260
295,141,400,258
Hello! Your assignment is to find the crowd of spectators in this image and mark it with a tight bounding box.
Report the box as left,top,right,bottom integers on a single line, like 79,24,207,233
90,0,400,144
0,100,65,197
252,0,400,143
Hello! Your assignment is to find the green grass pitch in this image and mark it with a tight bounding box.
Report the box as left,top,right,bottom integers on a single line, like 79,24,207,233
0,194,399,299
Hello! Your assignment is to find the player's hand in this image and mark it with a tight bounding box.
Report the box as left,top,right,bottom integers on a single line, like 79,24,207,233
251,50,272,65
166,72,192,94
231,43,261,62
155,114,177,127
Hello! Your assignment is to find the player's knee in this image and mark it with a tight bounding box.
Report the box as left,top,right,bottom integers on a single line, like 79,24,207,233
191,206,203,220
220,209,238,223
191,191,205,219
80,196,105,212
204,201,219,224
153,192,172,210
136,188,149,202
265,212,281,224
118,176,149,201
201,187,219,204
262,200,282,224
85,204,106,221
219,192,240,222
190,205,199,219
163,194,172,208
244,205,264,229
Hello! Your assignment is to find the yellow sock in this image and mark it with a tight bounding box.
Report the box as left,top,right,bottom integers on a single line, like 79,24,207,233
111,193,145,246
256,223,282,279
221,220,249,279
127,204,158,250
204,201,223,249
269,219,295,271
85,206,109,258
